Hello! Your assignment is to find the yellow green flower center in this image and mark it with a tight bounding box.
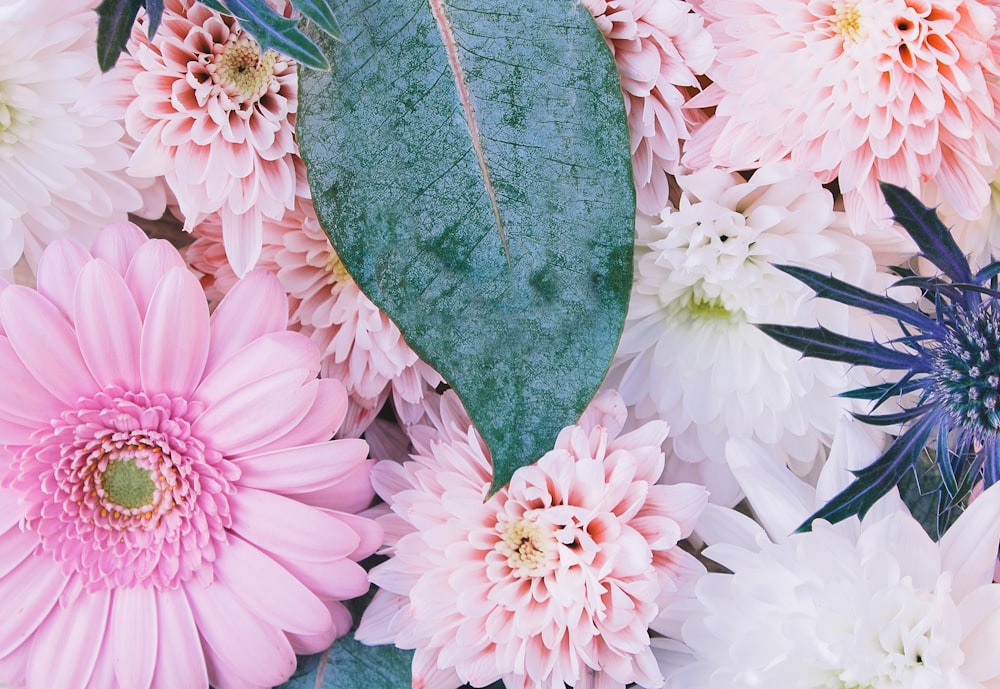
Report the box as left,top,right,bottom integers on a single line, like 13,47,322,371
500,520,557,577
326,251,353,284
833,2,864,41
100,459,156,510
215,35,279,103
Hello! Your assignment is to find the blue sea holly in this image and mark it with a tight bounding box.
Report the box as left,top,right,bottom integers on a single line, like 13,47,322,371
757,182,1000,536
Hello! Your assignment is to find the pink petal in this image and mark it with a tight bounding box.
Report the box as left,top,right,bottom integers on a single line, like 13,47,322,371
89,222,148,276
192,370,317,456
214,536,332,635
1,286,97,405
194,331,319,408
184,579,296,688
140,267,210,397
290,461,377,513
0,549,66,659
247,378,348,452
110,587,157,689
27,588,110,689
0,336,63,426
221,206,263,279
233,439,369,493
205,269,288,374
124,239,187,318
229,487,361,562
149,587,208,689
75,260,142,390
34,239,92,323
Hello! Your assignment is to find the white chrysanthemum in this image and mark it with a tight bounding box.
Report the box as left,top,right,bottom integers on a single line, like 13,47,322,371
0,0,156,278
922,171,1000,271
670,418,1000,689
610,162,894,505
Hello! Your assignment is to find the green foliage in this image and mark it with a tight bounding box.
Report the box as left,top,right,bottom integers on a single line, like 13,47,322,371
297,1,634,491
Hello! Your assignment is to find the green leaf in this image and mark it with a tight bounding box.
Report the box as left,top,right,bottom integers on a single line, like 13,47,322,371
292,0,341,39
95,0,144,72
298,1,634,491
218,0,331,70
275,634,414,689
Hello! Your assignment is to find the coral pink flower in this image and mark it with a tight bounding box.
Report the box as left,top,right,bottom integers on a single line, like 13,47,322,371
585,0,715,215
111,0,304,277
684,0,1000,232
356,390,707,689
0,222,381,689
186,199,442,437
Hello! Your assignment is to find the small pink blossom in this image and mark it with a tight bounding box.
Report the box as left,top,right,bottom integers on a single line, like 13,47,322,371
585,0,715,215
357,390,707,689
0,222,381,689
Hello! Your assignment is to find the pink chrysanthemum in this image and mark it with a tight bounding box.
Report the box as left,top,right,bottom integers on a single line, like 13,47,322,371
0,0,164,279
0,222,381,689
112,0,304,277
585,0,715,215
356,390,708,689
684,0,1000,231
186,199,442,437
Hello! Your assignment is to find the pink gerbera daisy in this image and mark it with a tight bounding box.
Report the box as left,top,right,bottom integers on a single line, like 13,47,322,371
112,0,304,277
684,0,1000,231
186,198,442,437
0,222,381,689
356,390,707,689
585,0,715,215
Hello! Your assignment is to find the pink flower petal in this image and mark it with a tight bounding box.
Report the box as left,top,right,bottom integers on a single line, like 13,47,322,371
140,267,210,397
27,588,110,689
74,260,142,390
192,369,318,456
229,487,361,562
149,587,208,689
89,222,148,276
206,269,288,374
34,238,92,323
124,238,188,318
1,286,97,405
110,586,157,689
184,580,296,688
233,439,369,494
214,536,332,636
0,548,66,659
0,336,63,426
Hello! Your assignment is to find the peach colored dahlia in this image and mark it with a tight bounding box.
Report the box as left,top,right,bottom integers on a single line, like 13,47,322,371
684,0,1000,232
585,0,715,215
0,222,381,689
0,0,160,279
356,390,708,689
112,0,303,278
186,198,442,437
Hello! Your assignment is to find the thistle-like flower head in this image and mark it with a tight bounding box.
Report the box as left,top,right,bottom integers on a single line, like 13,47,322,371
758,182,1000,535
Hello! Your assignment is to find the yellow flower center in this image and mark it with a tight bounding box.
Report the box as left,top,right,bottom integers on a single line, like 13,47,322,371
215,35,279,103
100,459,156,511
326,250,353,284
833,2,864,41
499,519,557,577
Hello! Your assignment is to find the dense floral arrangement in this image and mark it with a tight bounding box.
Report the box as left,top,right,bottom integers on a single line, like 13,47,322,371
6,0,1000,688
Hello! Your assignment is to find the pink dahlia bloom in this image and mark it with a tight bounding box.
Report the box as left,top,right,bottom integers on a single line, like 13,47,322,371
0,222,381,689
585,0,715,215
684,0,1000,231
356,390,708,689
112,0,304,277
187,199,442,437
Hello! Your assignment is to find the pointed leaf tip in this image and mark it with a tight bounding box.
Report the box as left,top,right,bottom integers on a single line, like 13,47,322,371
95,0,143,72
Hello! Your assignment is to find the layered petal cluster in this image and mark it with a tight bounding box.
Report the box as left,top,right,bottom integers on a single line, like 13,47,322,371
113,0,303,277
186,198,442,437
685,0,1000,232
0,223,381,689
609,163,893,505
584,0,715,215
0,0,156,278
357,390,707,689
670,418,1000,689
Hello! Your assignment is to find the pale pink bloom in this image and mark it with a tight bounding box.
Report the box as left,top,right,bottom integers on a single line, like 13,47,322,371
584,0,715,215
187,198,442,437
356,390,708,689
685,0,1000,232
111,0,304,277
0,0,164,280
0,222,381,689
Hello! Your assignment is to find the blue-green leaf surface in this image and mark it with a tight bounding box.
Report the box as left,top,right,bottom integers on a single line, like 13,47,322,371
298,1,634,491
275,634,414,689
95,0,144,72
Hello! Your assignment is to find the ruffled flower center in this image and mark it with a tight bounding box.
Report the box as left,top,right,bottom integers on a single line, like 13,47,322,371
0,89,30,148
930,300,1000,439
498,519,558,578
10,388,238,591
212,34,280,104
832,1,866,41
